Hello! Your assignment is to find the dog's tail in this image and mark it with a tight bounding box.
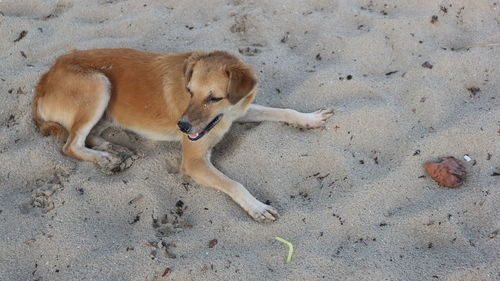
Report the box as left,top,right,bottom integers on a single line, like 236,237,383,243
32,73,67,141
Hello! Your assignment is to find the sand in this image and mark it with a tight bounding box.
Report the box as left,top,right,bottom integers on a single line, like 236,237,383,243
0,0,499,280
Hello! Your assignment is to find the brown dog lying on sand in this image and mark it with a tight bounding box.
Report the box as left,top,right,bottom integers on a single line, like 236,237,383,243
32,49,333,222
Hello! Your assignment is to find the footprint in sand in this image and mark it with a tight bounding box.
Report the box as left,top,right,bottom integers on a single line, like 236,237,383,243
152,202,191,237
30,183,63,213
238,46,261,56
230,14,250,33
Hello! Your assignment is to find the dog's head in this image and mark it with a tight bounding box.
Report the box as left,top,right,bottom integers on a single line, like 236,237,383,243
178,51,257,141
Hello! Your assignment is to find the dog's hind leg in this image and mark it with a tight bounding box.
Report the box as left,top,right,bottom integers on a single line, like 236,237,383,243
85,118,112,147
86,118,136,158
57,74,132,173
237,104,334,129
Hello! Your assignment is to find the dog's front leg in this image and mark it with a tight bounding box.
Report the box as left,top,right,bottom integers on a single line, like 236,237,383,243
181,138,278,222
237,104,334,129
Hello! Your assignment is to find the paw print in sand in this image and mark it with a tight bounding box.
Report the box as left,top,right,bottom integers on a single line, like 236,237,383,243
152,201,192,237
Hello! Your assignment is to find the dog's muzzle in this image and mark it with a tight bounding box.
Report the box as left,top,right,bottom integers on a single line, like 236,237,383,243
184,114,223,141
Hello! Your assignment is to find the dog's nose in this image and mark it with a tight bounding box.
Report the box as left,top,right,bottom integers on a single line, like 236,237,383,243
177,121,192,133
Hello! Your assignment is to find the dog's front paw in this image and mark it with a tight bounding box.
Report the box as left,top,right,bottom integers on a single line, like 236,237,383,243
295,108,334,129
245,201,279,223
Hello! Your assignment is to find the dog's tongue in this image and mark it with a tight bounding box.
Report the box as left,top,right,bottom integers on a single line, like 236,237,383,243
189,132,199,139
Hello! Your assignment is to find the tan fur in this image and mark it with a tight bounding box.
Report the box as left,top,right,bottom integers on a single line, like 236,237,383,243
32,73,67,140
32,48,333,222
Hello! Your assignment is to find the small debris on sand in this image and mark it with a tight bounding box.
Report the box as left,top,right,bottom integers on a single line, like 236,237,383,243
491,167,500,176
422,61,434,69
128,194,144,205
466,87,480,96
423,157,467,188
14,30,28,42
208,239,218,248
280,32,290,43
162,268,172,277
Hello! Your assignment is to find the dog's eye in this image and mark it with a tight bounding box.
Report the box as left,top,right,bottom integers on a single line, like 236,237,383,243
207,96,223,103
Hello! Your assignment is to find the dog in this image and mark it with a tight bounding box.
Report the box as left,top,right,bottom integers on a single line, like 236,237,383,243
32,49,333,222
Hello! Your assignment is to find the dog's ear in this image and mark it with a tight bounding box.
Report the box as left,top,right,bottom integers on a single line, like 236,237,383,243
183,52,205,84
226,64,257,104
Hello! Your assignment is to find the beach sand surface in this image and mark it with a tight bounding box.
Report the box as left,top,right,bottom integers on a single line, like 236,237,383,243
0,0,499,280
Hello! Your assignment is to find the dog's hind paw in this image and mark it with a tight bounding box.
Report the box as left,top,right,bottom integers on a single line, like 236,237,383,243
95,152,138,175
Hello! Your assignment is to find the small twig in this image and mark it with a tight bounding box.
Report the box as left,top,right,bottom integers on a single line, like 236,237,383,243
13,30,28,42
275,237,294,263
454,42,500,51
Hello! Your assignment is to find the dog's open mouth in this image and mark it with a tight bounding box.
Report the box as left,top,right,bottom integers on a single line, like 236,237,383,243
187,114,223,141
